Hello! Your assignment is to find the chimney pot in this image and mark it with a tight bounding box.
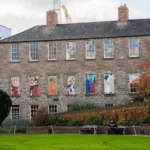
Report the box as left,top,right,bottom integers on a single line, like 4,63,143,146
118,4,129,23
46,10,58,28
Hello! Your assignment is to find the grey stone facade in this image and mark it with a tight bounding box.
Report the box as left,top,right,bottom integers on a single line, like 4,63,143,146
0,36,150,119
0,5,150,119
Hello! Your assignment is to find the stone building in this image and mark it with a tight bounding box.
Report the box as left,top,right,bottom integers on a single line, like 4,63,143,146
0,5,150,119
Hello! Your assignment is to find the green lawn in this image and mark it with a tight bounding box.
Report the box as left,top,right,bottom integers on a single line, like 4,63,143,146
0,134,150,150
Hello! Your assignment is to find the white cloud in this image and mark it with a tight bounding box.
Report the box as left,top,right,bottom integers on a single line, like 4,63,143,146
0,0,148,35
62,0,120,23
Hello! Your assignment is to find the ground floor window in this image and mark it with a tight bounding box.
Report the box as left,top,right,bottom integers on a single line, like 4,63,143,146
129,74,139,93
11,105,20,119
105,104,114,108
49,105,58,114
31,105,38,119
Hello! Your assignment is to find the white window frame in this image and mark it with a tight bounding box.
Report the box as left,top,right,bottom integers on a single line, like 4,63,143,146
129,73,140,94
11,44,20,62
104,73,115,94
66,42,76,60
48,42,57,60
85,41,95,59
129,39,139,58
104,40,114,58
11,105,20,119
29,43,38,61
30,105,38,119
48,105,58,114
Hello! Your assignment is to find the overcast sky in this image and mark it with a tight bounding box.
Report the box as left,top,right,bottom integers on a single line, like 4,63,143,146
0,0,150,35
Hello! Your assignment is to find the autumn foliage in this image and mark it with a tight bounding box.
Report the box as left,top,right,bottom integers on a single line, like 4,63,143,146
132,62,150,97
32,104,150,126
137,75,150,96
63,104,150,126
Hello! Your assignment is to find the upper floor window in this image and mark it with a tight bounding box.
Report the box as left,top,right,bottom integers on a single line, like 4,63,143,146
48,42,57,60
85,41,95,59
11,44,20,62
129,39,139,57
104,40,114,58
66,42,76,60
29,43,38,61
129,73,139,93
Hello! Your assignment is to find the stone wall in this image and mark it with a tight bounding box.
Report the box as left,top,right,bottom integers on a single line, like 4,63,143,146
0,36,150,119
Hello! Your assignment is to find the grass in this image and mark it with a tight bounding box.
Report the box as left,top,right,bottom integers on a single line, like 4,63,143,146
0,134,150,150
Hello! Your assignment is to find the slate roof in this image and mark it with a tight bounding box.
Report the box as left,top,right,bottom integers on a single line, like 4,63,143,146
1,19,150,43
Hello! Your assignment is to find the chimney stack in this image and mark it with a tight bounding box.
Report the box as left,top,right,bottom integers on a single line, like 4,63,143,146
118,4,129,23
46,10,58,28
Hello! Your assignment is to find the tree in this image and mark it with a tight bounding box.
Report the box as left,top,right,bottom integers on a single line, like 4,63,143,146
0,90,12,125
132,62,150,98
138,75,150,97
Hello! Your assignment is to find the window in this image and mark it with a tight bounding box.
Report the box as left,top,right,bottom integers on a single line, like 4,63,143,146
66,42,76,60
104,40,114,58
11,105,20,119
85,41,95,59
105,104,114,108
29,44,38,61
129,74,139,93
48,76,57,96
49,105,58,114
48,42,57,60
129,39,139,57
11,77,20,97
86,74,96,94
31,105,38,118
104,73,114,94
11,44,20,61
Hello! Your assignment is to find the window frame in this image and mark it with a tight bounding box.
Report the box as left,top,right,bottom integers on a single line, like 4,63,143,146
29,43,38,61
48,42,57,61
30,105,38,119
66,42,76,60
48,105,58,114
129,39,139,58
85,41,96,59
104,73,115,94
104,40,114,58
105,104,114,108
11,44,20,62
11,105,20,119
128,73,140,94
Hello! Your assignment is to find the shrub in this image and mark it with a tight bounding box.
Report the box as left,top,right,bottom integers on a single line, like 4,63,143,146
45,114,57,125
0,128,13,134
68,120,84,126
68,101,99,112
32,107,48,126
133,96,144,103
142,116,150,125
16,127,26,133
85,116,102,125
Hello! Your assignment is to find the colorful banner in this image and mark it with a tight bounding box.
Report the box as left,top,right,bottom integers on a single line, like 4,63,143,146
86,74,96,94
48,76,57,96
29,76,39,96
11,77,20,97
104,74,114,94
66,75,75,95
